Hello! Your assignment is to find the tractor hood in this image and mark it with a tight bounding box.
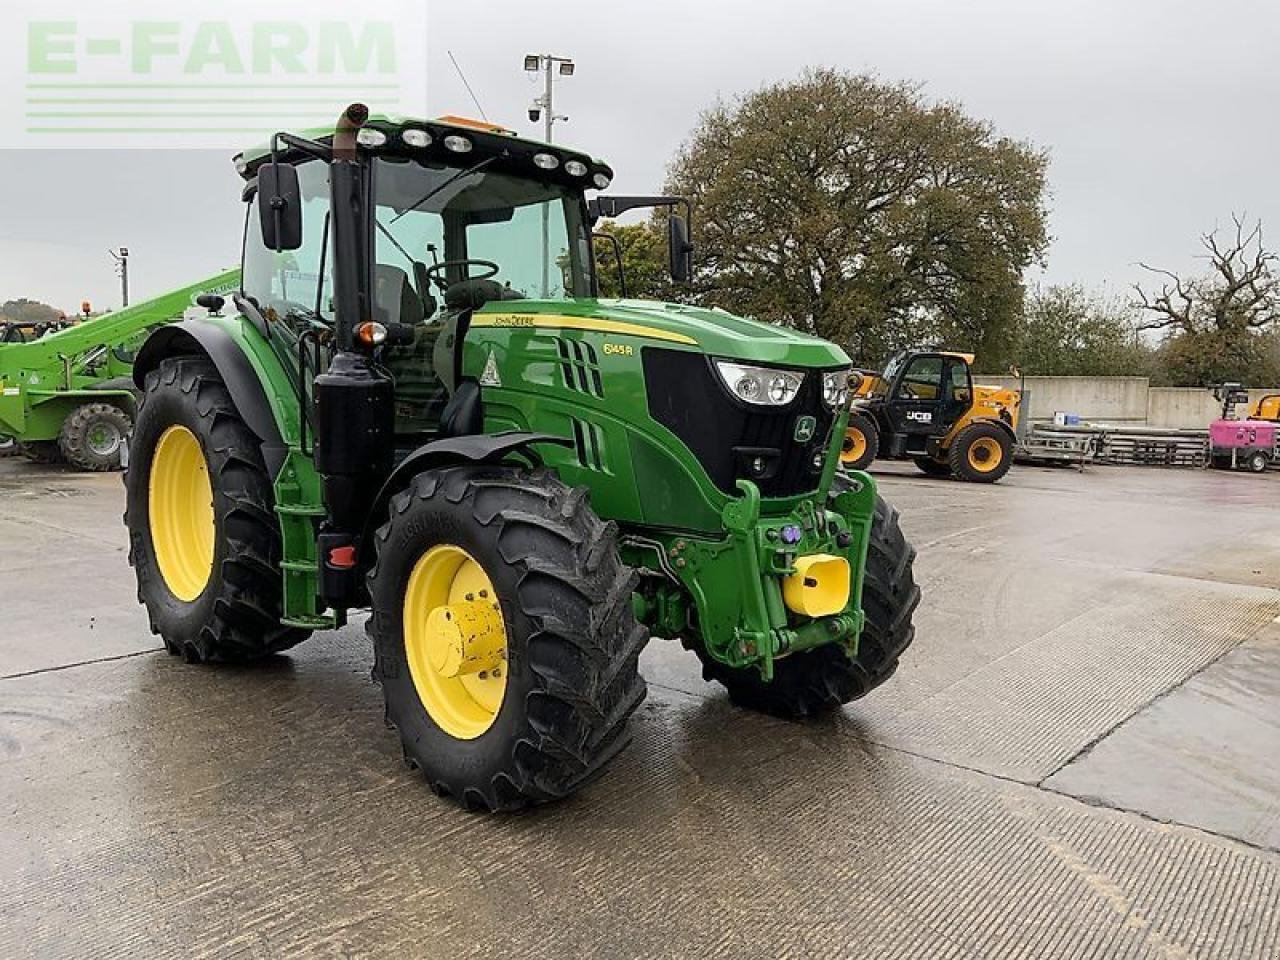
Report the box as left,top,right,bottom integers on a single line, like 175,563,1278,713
473,299,851,369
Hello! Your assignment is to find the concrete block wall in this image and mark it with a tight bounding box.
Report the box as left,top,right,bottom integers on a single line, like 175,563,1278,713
973,376,1280,430
975,376,1150,423
1147,388,1280,429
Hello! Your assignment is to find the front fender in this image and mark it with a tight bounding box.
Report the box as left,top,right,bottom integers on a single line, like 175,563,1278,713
358,431,573,561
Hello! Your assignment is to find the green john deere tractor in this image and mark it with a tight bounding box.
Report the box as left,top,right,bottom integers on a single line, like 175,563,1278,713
124,105,920,811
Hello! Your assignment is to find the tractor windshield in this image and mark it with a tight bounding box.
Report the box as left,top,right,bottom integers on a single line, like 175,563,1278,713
373,157,593,302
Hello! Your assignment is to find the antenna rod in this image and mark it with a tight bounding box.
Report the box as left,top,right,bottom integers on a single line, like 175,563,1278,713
448,51,488,121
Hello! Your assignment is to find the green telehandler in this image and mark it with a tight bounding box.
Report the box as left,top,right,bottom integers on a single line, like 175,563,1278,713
124,106,920,811
0,270,239,469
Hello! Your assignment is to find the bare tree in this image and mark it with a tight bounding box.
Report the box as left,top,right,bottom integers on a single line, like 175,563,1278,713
1134,215,1280,333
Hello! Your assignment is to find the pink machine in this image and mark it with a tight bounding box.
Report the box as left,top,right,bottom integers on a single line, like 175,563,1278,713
1209,384,1276,473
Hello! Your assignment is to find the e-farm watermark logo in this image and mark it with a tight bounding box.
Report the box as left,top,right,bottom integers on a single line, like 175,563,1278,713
0,0,427,148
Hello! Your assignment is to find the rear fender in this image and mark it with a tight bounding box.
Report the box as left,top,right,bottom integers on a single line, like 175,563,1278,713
133,320,289,476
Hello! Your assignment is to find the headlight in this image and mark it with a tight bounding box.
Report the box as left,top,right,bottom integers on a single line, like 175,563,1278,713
715,361,804,406
822,370,851,408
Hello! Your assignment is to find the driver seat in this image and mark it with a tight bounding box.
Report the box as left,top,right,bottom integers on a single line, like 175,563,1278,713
373,264,428,327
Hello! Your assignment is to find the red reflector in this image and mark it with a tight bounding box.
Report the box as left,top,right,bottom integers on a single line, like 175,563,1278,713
329,545,358,569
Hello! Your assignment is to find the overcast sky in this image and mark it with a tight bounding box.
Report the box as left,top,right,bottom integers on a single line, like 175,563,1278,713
1,0,1276,314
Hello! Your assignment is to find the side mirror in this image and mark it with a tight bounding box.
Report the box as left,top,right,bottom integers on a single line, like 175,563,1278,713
257,161,303,252
668,215,693,283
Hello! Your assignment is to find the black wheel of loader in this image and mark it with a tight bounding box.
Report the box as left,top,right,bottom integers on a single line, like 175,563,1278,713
124,357,309,663
840,411,879,471
0,435,16,458
912,456,953,478
366,464,648,812
693,479,920,718
18,440,63,465
59,402,131,471
949,421,1013,483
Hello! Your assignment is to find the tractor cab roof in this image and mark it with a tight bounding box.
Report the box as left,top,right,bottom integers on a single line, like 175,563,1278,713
232,112,614,195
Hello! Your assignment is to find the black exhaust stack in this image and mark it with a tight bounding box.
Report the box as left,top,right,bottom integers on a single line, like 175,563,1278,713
315,103,394,610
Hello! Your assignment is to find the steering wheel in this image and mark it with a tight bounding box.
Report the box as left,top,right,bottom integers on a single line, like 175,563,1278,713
424,259,499,291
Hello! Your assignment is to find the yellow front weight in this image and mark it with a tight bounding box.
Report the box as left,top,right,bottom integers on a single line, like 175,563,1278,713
425,599,507,678
783,554,852,618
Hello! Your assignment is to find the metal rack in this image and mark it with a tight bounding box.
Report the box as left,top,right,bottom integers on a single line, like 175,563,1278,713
1021,424,1210,469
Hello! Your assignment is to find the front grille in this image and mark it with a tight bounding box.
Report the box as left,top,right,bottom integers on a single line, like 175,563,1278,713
642,349,838,498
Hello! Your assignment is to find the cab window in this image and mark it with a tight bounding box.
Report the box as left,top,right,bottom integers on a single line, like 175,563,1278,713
942,357,973,420
896,356,943,400
241,159,334,332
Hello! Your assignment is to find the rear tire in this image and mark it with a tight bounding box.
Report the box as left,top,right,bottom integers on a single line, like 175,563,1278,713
125,356,309,663
693,481,920,718
840,412,880,471
912,456,952,478
18,440,63,465
949,421,1013,483
367,464,648,811
59,402,131,471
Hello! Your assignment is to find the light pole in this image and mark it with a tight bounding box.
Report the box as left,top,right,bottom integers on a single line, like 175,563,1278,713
109,247,130,307
524,54,575,298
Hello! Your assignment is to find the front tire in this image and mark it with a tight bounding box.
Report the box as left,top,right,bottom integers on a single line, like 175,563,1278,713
693,484,920,718
1246,450,1270,473
125,357,308,663
367,465,648,811
949,421,1014,483
59,402,131,471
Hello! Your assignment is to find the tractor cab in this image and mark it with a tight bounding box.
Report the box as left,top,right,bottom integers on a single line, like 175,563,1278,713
870,350,975,455
843,348,1018,482
236,115,610,445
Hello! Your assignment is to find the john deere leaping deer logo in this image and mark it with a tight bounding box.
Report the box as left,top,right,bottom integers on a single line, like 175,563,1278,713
794,415,817,443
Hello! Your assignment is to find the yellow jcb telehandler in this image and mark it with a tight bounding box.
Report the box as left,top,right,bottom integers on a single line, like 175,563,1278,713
840,350,1020,482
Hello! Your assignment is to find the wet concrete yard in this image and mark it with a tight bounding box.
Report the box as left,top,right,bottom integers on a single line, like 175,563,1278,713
2,459,1279,957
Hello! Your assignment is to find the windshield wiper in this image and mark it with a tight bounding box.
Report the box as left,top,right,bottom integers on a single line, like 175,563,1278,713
375,218,419,267
390,156,498,224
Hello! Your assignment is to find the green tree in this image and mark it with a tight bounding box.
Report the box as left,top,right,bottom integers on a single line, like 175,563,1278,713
1135,216,1280,385
664,68,1050,368
1151,328,1280,387
1011,285,1152,376
591,220,673,300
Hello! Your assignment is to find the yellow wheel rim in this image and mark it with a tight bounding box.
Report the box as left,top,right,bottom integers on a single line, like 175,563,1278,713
967,437,1003,473
403,544,508,740
148,425,215,602
841,426,867,464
